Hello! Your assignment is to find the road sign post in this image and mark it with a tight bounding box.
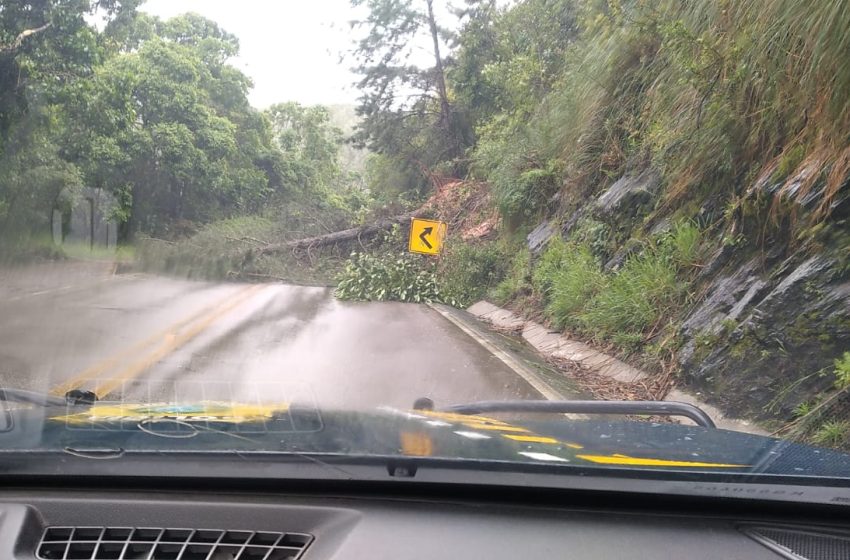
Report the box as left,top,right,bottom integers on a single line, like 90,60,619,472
408,218,447,255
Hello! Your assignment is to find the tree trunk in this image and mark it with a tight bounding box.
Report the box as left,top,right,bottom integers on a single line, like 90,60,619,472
256,211,417,255
425,0,452,134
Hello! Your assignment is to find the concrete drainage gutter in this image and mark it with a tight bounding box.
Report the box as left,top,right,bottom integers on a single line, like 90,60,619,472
427,302,585,402
465,300,767,436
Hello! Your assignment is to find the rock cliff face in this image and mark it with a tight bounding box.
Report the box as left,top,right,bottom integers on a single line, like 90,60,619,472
539,166,850,426
594,170,661,220
680,253,850,422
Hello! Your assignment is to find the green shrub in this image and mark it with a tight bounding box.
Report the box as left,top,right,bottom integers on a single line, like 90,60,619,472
580,248,682,342
834,352,850,389
492,248,532,304
570,217,611,260
476,133,562,223
544,245,607,329
438,242,508,307
813,420,850,448
335,251,455,304
793,401,813,419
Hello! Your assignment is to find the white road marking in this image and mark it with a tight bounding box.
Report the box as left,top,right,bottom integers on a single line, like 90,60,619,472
454,431,491,440
518,451,570,462
7,284,74,301
426,303,565,401
4,273,136,302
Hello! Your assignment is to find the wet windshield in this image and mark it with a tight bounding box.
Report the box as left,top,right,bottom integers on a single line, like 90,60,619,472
1,0,850,492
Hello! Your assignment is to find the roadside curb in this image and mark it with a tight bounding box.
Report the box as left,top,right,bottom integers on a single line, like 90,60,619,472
426,303,571,401
466,300,768,435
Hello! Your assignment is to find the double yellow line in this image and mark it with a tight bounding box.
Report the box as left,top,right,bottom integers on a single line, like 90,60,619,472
51,284,266,399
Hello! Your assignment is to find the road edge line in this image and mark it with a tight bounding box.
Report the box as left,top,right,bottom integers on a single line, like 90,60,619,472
426,303,563,401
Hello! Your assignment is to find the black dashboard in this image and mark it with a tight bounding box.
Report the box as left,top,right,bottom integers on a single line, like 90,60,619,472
0,483,848,560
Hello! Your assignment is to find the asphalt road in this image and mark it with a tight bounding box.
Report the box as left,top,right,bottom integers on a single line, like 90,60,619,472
0,261,539,410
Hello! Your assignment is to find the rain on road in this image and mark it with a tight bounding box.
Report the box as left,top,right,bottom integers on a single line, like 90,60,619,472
0,262,539,410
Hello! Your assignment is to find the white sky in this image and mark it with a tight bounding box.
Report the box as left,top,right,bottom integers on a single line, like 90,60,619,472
140,0,365,108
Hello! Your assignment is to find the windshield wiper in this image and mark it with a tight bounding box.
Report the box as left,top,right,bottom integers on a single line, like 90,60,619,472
0,388,95,408
438,400,717,429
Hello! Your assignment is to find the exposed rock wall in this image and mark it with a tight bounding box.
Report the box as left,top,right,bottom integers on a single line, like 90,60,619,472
537,166,850,426
679,253,850,421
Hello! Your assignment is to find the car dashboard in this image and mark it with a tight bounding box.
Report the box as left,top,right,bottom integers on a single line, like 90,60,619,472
0,484,847,560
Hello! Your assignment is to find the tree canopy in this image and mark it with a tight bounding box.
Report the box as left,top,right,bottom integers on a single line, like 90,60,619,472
349,0,469,195
0,3,355,243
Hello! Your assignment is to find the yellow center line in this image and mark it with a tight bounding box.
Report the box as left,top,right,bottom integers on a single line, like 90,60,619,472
461,423,530,433
50,284,265,397
502,434,560,444
419,411,510,425
92,284,266,399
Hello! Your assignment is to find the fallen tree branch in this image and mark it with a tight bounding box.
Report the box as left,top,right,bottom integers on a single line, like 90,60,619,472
224,235,269,246
229,271,288,282
256,211,417,255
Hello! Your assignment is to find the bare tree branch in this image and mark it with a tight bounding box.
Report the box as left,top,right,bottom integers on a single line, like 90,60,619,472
1,22,52,53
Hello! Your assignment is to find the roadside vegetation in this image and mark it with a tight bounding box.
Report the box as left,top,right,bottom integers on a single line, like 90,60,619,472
335,225,508,307
3,1,850,448
530,221,702,354
0,2,372,272
332,0,850,447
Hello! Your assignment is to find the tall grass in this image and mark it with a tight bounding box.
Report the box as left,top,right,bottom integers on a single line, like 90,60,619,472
530,23,649,196
531,222,702,350
61,242,135,262
579,221,700,344
644,0,850,213
136,216,276,279
0,234,65,265
532,236,573,295
664,220,702,268
492,247,532,305
488,0,850,224
545,244,607,329
579,249,681,342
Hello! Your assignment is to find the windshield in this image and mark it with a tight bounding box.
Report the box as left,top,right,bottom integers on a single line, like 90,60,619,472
1,0,850,497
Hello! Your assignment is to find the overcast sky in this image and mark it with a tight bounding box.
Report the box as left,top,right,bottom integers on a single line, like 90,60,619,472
140,0,365,108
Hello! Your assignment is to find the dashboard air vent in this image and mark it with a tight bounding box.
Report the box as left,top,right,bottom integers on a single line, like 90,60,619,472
37,526,313,560
740,524,850,560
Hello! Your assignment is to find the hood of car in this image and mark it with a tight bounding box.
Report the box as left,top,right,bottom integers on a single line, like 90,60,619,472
1,400,849,479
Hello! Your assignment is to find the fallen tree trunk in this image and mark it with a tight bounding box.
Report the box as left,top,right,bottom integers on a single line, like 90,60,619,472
256,211,417,255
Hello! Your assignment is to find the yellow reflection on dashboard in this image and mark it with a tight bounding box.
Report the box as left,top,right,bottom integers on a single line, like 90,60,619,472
400,431,434,456
577,453,746,468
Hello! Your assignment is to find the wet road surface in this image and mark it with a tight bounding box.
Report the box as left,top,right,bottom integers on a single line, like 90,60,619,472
0,262,539,409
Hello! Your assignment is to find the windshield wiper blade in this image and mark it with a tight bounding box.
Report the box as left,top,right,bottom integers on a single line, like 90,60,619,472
440,400,717,429
0,388,92,408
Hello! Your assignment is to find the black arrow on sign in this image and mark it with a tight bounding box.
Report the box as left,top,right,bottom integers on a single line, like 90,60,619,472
419,226,433,249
